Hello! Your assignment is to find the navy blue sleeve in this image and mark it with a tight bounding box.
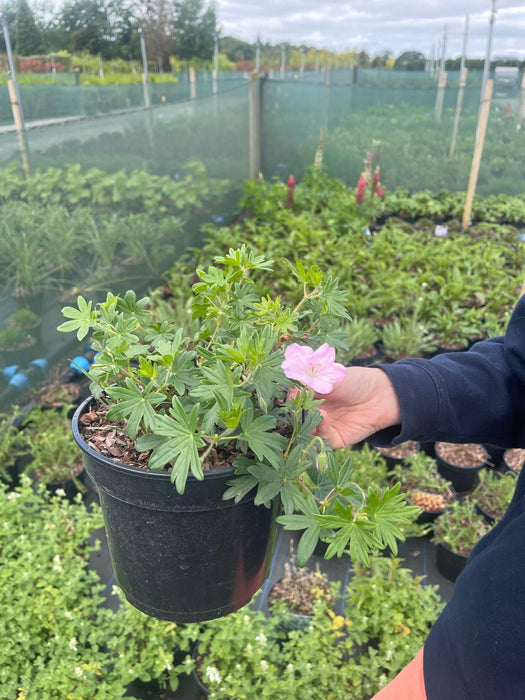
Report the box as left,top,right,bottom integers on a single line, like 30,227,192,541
370,296,525,448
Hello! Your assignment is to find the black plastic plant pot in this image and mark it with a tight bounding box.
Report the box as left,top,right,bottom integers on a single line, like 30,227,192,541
45,467,87,503
483,444,506,470
435,542,468,583
72,397,280,623
435,451,486,494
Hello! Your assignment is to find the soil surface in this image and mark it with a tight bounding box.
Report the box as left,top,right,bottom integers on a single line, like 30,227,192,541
435,442,487,468
504,448,525,473
268,567,332,615
79,398,246,472
377,440,419,460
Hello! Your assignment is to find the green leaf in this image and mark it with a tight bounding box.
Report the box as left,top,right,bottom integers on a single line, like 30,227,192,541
296,525,321,566
239,409,285,463
58,296,96,341
106,379,165,439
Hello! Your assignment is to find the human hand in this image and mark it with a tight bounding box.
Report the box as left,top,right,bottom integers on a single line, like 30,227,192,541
313,367,402,449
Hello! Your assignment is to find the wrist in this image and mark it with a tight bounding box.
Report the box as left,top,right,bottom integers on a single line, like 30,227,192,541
369,368,402,430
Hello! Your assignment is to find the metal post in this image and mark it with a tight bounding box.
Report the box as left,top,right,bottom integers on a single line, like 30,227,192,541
139,28,150,108
249,73,263,180
460,16,469,74
449,67,468,158
255,38,261,72
280,45,285,79
440,26,447,73
300,48,305,75
51,52,56,77
213,33,219,74
1,14,25,128
315,50,319,73
98,52,104,79
480,0,497,119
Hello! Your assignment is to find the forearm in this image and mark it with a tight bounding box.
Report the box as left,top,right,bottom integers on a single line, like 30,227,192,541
371,330,525,448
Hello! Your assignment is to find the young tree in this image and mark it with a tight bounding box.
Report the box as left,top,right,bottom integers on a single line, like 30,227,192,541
15,0,43,55
143,0,173,71
58,0,111,55
172,0,217,61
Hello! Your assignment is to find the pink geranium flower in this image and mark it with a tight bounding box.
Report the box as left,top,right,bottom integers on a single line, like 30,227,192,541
281,343,347,394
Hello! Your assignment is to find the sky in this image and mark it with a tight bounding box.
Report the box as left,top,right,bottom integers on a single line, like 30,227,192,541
218,1,525,60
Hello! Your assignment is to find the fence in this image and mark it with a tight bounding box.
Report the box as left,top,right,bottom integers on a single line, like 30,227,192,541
0,67,523,406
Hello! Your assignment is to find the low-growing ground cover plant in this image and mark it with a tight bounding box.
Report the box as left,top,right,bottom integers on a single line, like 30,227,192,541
432,500,494,557
0,476,190,697
473,469,517,522
344,556,445,696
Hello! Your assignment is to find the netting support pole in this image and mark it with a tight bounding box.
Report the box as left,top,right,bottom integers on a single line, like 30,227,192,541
434,71,447,122
462,79,493,230
449,67,468,159
189,67,196,99
7,79,31,179
517,73,525,124
212,69,218,95
249,73,263,180
139,27,150,108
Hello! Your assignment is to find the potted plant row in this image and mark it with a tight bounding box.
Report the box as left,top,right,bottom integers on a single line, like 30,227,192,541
58,247,418,623
181,555,444,699
390,452,455,523
432,500,494,582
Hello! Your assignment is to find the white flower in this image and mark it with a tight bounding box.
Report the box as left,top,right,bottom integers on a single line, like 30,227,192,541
255,632,267,646
286,663,294,673
54,488,67,497
379,674,388,688
260,660,269,672
74,666,83,677
69,638,78,652
53,554,63,573
205,666,222,684
7,492,20,500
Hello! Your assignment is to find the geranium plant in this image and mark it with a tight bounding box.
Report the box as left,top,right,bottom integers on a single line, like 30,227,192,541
59,246,418,566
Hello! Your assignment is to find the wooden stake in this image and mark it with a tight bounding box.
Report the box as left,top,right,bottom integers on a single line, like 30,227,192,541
141,73,150,108
434,71,447,122
189,66,196,99
7,79,31,178
449,67,468,158
517,72,525,124
462,79,493,230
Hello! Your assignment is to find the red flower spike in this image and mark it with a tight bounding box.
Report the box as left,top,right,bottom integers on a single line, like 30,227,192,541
287,175,296,208
356,173,367,205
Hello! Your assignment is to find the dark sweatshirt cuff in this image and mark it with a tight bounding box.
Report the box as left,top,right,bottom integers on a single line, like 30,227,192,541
367,360,442,448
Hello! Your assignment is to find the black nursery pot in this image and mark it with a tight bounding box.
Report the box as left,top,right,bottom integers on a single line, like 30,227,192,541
435,446,487,494
435,542,468,583
72,397,279,624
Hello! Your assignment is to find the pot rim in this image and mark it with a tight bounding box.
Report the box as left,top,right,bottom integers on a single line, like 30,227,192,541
72,394,237,483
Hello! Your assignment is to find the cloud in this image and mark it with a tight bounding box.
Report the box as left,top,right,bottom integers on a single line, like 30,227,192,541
218,1,525,58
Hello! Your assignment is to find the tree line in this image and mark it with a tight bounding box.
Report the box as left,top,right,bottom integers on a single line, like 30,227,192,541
1,0,523,74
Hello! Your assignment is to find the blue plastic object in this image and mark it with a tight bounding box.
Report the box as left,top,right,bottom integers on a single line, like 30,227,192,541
29,358,48,372
8,373,30,390
2,365,20,379
69,356,91,374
